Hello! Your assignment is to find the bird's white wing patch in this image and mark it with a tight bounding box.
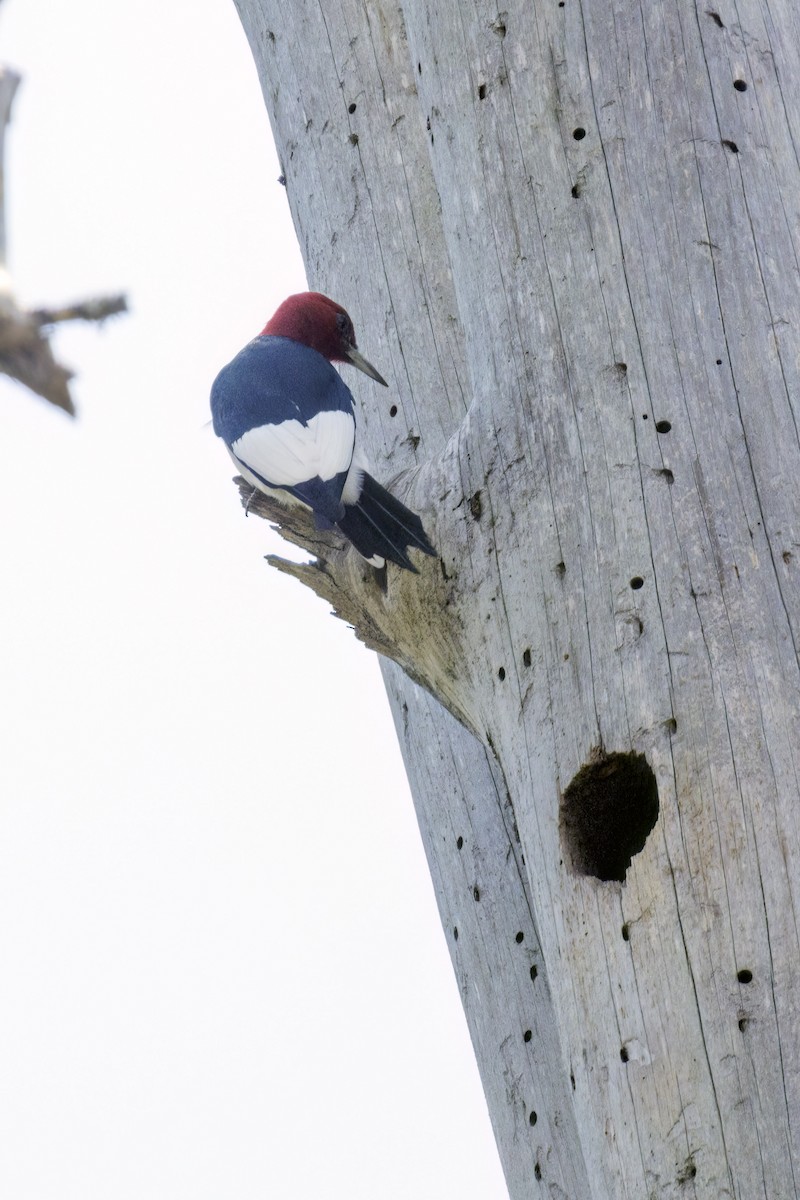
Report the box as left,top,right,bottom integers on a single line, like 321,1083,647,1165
232,410,355,487
341,444,370,505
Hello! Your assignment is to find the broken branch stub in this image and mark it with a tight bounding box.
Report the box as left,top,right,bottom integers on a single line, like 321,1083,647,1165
235,475,478,736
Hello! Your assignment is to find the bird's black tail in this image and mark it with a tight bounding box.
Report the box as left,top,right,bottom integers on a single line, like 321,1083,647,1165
336,473,437,572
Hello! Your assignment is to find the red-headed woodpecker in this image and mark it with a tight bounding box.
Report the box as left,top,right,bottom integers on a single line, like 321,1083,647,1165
211,292,436,571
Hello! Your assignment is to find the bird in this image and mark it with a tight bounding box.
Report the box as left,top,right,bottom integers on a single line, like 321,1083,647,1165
211,291,436,572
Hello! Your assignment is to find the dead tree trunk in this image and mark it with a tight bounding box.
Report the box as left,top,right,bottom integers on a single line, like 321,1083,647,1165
234,1,800,1195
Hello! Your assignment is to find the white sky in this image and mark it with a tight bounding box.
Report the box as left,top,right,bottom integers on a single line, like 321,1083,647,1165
0,2,507,1197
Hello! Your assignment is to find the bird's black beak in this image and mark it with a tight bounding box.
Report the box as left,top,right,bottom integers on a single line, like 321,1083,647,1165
343,345,388,387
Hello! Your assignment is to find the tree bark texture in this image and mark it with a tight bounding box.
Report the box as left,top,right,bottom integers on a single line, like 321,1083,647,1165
234,1,800,1195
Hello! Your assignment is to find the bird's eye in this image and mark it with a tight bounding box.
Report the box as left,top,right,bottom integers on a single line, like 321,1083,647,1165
336,311,355,345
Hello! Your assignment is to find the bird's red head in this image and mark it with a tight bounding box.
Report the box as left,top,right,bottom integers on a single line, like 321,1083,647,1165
262,291,388,385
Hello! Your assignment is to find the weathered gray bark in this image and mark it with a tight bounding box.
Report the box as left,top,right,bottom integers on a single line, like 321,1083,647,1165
234,1,800,1195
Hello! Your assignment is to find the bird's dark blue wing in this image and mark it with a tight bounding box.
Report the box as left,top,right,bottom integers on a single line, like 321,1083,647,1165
211,335,357,520
211,335,355,443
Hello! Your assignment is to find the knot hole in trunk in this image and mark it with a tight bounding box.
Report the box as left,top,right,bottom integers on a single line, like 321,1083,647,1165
560,750,659,882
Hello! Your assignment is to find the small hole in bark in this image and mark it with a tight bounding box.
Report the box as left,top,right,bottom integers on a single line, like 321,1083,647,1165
642,413,648,420
657,468,675,484
622,923,630,941
665,717,678,734
655,420,672,434
530,964,538,982
573,127,586,140
453,926,459,940
570,1070,576,1090
529,1110,538,1126
555,561,566,576
349,133,359,145
571,181,581,198
630,576,644,590
616,361,628,373
469,491,483,521
523,648,532,667
733,79,748,91
707,10,724,26
348,102,357,113
722,138,739,153
737,968,753,984
620,1045,629,1062
783,550,793,564
418,62,422,74
456,835,464,849
524,1029,532,1043
478,83,487,100
534,1163,542,1181
515,931,525,944
389,404,398,417
473,886,480,901
560,749,659,882
738,1016,749,1032
498,666,506,681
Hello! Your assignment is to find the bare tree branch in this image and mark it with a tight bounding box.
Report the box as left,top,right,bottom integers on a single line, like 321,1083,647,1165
0,65,126,415
0,65,20,272
30,294,128,328
0,307,74,414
